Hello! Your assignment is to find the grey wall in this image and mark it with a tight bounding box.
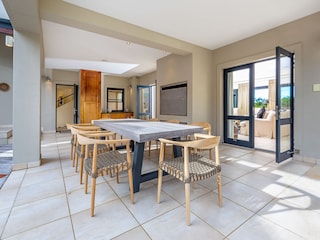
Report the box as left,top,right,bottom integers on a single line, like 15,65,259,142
41,69,79,132
102,75,131,113
139,71,156,86
157,54,192,123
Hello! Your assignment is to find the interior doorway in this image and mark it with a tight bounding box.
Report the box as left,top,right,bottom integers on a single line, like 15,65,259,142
56,84,77,132
136,85,156,120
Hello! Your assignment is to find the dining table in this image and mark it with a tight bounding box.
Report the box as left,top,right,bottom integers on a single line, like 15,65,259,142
93,118,203,192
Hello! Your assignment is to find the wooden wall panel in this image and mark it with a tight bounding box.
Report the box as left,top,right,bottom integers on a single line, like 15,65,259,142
80,70,101,123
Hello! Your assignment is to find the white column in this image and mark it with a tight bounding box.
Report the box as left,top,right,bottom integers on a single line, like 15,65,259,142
12,31,41,169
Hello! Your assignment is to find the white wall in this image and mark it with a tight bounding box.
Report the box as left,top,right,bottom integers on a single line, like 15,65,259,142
12,31,41,169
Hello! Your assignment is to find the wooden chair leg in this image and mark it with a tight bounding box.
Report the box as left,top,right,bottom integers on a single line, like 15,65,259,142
71,141,76,161
185,182,191,226
73,150,79,168
91,177,96,217
127,168,134,204
70,142,74,161
80,157,84,184
157,169,163,203
217,173,222,207
84,172,89,194
75,155,79,172
116,171,119,184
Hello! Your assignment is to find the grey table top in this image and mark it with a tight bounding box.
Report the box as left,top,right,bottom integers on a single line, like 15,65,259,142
93,118,203,143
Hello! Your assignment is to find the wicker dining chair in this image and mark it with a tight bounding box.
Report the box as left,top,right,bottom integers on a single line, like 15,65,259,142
66,123,94,162
189,121,212,159
189,121,212,135
76,130,116,184
157,133,222,225
147,118,159,156
70,124,101,171
77,133,134,217
163,119,180,159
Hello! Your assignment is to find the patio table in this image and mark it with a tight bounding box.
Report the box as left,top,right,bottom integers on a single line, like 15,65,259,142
93,118,203,192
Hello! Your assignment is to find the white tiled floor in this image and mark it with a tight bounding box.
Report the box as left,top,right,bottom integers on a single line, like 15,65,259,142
1,132,320,239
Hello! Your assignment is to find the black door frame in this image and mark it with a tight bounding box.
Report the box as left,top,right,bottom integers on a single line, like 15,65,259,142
223,63,254,148
55,84,78,131
275,46,295,163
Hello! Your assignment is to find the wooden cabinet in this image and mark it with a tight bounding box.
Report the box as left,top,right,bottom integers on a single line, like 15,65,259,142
80,70,101,123
101,112,133,119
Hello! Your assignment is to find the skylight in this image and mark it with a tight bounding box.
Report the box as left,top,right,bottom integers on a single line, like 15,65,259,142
45,58,139,75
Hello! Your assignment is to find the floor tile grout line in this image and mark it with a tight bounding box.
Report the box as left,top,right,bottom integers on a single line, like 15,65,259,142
0,168,27,239
56,134,77,240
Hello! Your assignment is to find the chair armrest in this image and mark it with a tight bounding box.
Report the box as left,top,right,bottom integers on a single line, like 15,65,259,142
158,138,188,147
77,133,130,146
159,135,220,150
81,130,116,139
194,133,214,139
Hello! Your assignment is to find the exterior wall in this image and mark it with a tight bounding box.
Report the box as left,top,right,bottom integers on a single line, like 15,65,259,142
212,12,320,163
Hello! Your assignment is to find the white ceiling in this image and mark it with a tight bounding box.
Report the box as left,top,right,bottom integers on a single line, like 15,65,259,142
2,0,320,77
41,20,170,77
64,0,320,50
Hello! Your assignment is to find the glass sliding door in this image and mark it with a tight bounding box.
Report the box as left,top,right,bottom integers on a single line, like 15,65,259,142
224,64,254,148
